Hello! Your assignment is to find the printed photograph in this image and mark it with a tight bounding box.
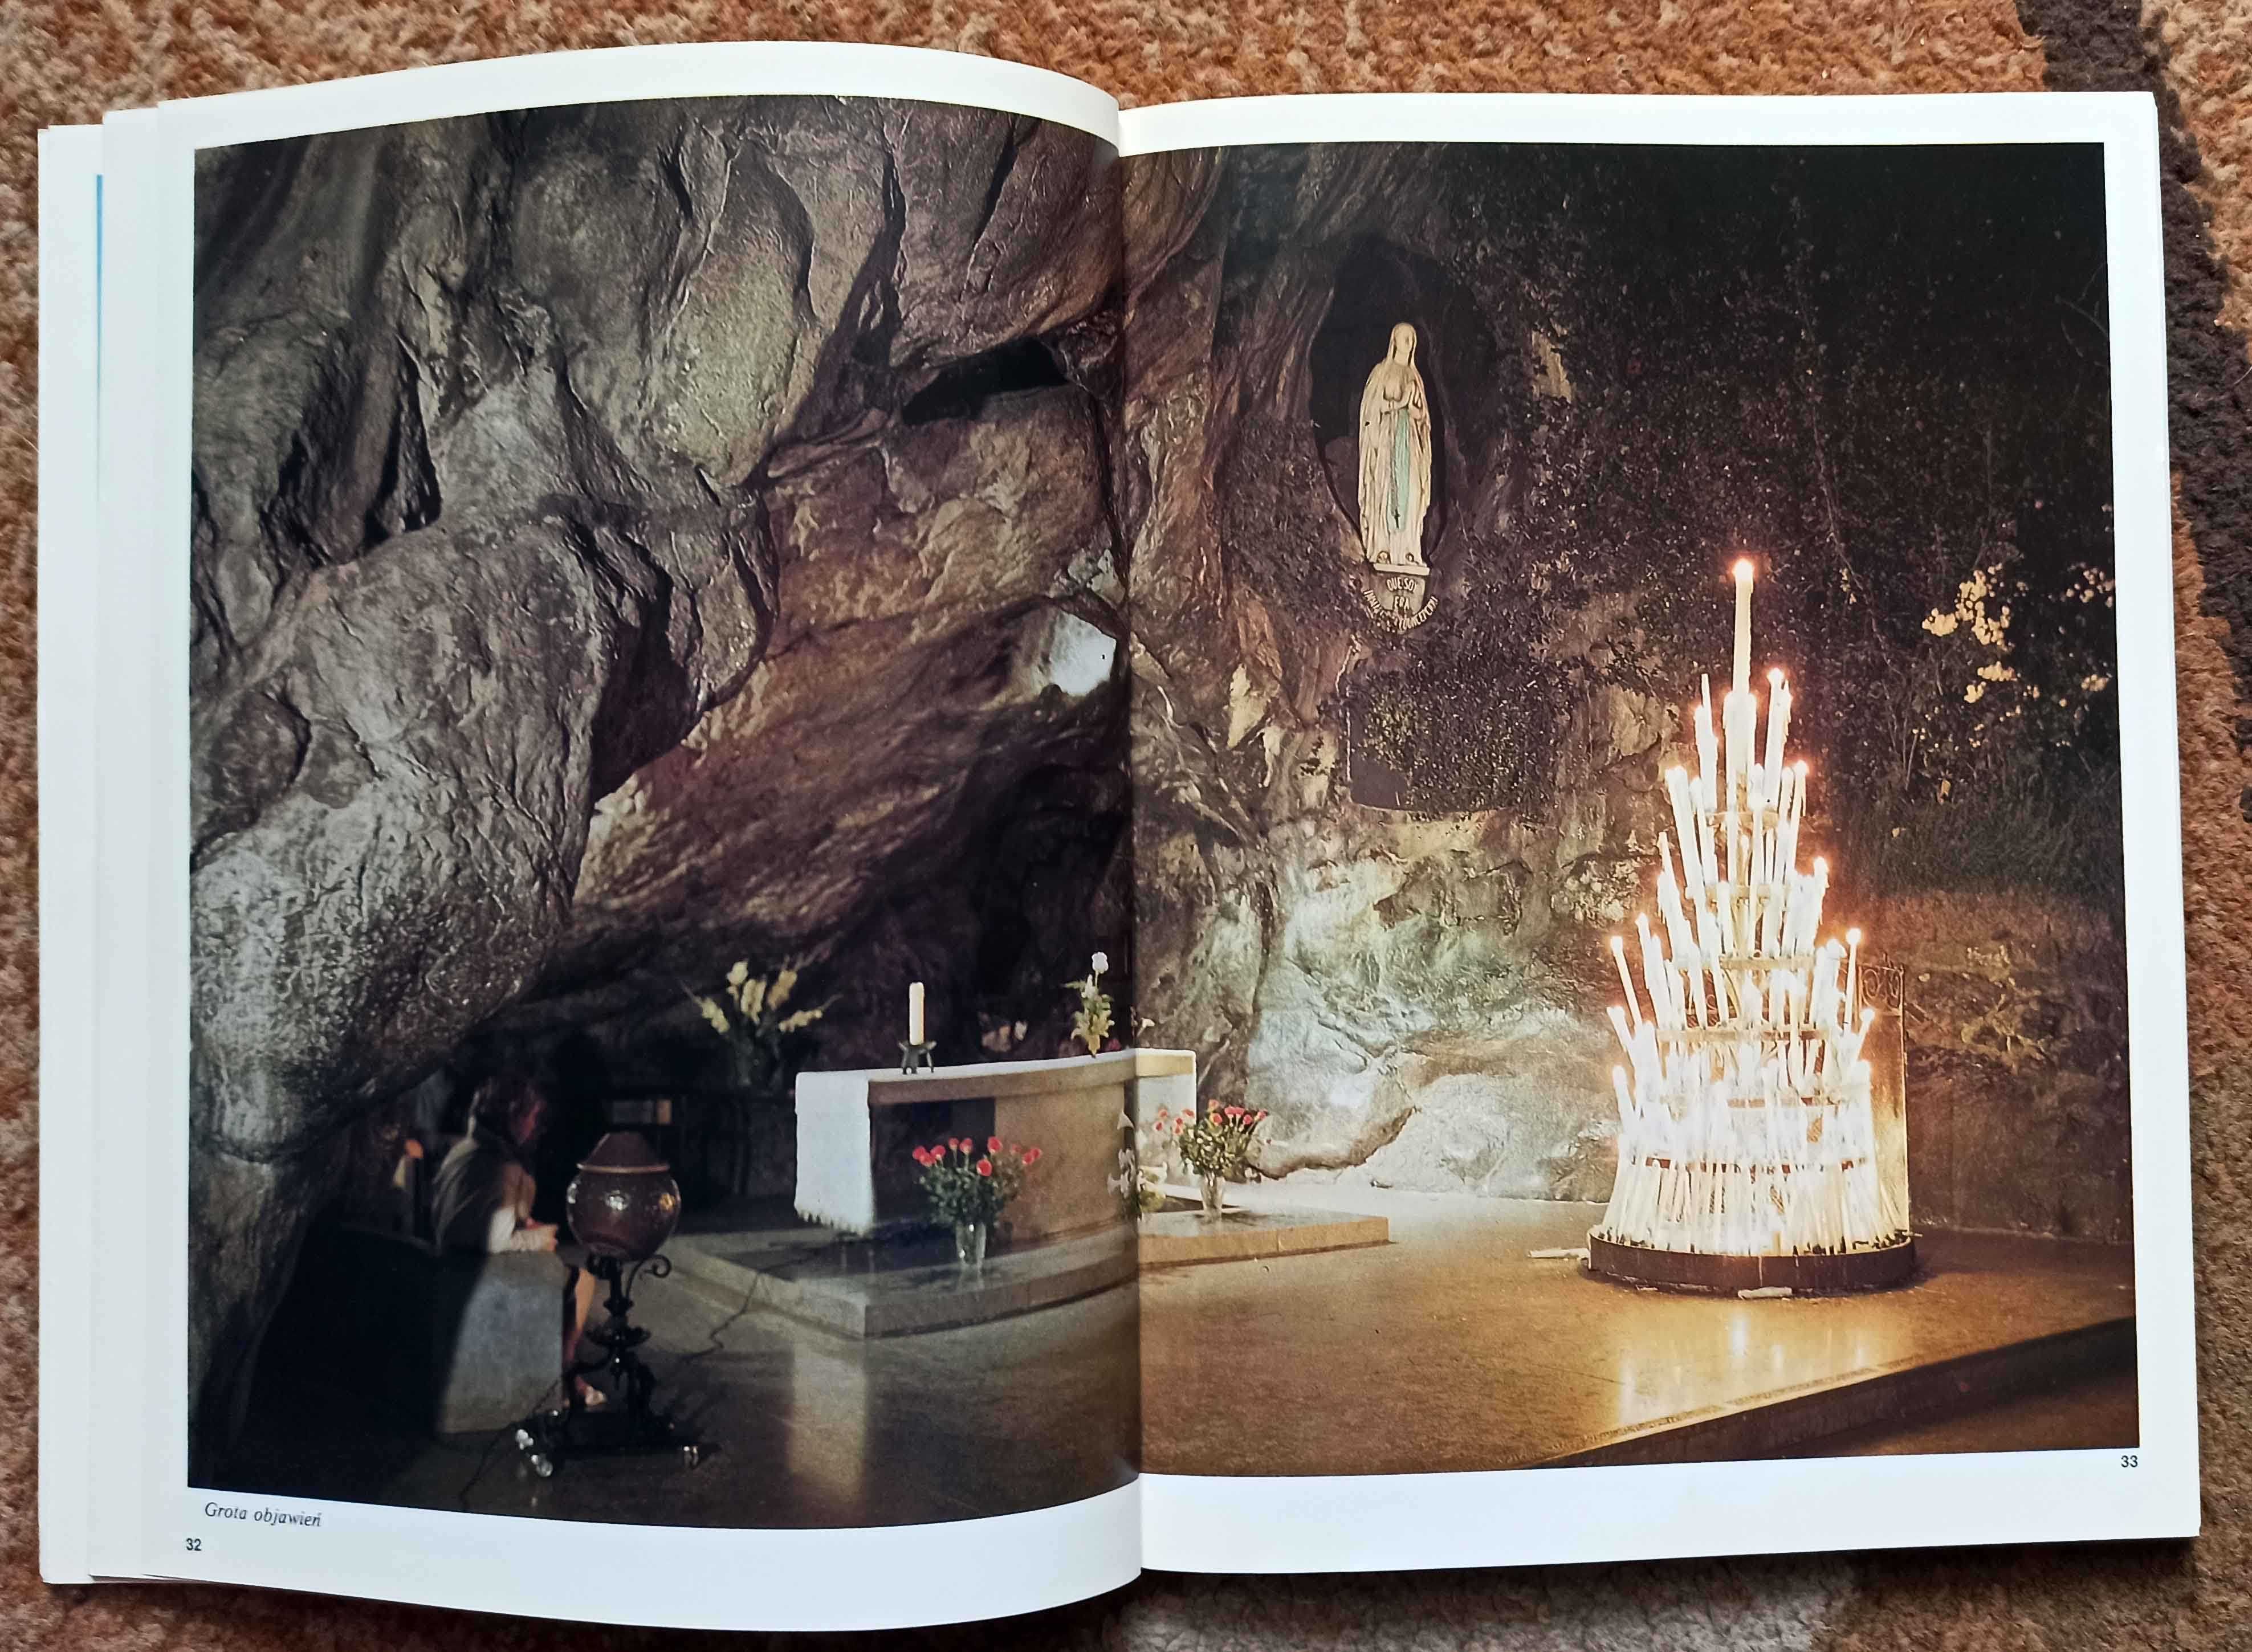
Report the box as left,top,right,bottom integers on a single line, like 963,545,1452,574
186,94,1148,1528
1121,139,2137,1474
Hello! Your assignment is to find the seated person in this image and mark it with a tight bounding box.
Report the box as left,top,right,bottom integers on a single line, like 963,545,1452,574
430,1074,603,1406
332,1100,430,1237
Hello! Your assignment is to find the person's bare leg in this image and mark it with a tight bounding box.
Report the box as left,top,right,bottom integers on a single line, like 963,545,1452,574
564,1267,602,1404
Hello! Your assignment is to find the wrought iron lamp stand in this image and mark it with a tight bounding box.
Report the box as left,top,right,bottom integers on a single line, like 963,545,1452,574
514,1253,703,1478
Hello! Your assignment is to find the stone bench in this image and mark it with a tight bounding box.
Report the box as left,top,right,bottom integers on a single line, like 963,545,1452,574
796,1049,1196,1242
268,1221,564,1435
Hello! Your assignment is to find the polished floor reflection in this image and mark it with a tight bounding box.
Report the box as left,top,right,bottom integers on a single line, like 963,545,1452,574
218,1266,1138,1528
1142,1185,2134,1476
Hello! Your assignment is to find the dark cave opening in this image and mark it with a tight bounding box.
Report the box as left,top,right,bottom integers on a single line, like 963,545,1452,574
901,337,1071,424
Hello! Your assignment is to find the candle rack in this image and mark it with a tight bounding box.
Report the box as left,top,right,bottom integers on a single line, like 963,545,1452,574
898,1039,936,1075
1587,561,1915,1295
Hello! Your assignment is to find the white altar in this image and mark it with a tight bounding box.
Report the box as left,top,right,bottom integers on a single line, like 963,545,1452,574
796,1049,1196,1241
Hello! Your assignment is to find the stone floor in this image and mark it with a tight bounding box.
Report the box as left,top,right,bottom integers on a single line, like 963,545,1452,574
215,1261,1139,1529
1142,1185,2136,1475
213,1188,2134,1528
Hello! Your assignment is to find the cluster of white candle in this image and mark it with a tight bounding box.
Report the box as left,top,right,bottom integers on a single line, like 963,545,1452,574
1594,561,1909,1258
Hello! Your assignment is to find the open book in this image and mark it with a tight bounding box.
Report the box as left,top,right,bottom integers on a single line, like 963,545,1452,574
39,42,2198,1631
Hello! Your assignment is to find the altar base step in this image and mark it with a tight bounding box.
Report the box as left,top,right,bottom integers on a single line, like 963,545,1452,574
1531,1312,2134,1468
668,1224,1133,1339
1138,1195,1389,1268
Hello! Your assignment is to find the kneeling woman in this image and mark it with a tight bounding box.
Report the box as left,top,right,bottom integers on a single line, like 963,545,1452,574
430,1074,603,1407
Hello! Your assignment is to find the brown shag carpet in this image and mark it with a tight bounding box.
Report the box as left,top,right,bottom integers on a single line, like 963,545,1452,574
3,1,2249,1646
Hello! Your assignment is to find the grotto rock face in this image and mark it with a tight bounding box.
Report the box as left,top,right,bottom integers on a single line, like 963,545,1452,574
1121,145,1664,1202
189,99,1122,1461
515,376,1131,1057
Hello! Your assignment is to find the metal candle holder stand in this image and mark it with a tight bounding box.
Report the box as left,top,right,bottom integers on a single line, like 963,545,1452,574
899,1039,936,1075
514,1253,703,1478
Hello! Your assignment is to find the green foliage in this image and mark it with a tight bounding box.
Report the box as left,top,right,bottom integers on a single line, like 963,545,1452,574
1821,529,2123,903
1347,643,1567,815
1836,747,2124,907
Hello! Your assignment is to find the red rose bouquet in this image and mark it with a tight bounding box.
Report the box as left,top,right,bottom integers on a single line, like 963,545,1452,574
912,1135,1041,1229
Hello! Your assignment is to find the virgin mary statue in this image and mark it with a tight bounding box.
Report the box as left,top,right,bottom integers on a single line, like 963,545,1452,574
1357,322,1434,585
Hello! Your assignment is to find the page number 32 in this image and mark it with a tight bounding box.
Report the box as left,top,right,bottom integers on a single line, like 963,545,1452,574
184,1537,202,1552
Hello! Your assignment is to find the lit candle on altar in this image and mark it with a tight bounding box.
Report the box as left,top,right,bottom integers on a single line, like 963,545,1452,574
1611,935,1642,1027
1844,928,1862,1025
909,980,926,1045
1732,558,1754,694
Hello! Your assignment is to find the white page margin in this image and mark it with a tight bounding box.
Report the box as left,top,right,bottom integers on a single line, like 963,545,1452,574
36,121,107,1587
1121,89,2159,154
161,41,1118,152
87,107,172,1584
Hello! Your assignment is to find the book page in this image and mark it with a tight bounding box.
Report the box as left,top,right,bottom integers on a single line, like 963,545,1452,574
1114,94,2197,1572
80,43,1145,1630
35,120,104,1589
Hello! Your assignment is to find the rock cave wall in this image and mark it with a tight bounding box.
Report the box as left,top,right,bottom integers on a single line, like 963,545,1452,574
189,98,1126,1466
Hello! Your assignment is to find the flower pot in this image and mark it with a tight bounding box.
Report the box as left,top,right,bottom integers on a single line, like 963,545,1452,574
1198,1171,1225,1219
954,1221,988,1270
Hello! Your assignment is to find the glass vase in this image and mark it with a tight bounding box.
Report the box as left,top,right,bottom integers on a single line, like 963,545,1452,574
954,1221,988,1269
1198,1171,1225,1219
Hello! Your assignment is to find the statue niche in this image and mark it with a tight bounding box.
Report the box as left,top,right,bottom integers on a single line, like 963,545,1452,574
1357,322,1436,630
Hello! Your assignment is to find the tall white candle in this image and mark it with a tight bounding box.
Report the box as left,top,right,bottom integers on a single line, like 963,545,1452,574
1764,669,1791,782
1810,940,1839,1026
1636,917,1664,1027
1611,935,1642,1027
1844,928,1862,1026
1722,688,1749,810
1733,559,1754,694
909,980,926,1045
1693,713,1716,813
1665,770,1702,899
1656,837,1696,960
